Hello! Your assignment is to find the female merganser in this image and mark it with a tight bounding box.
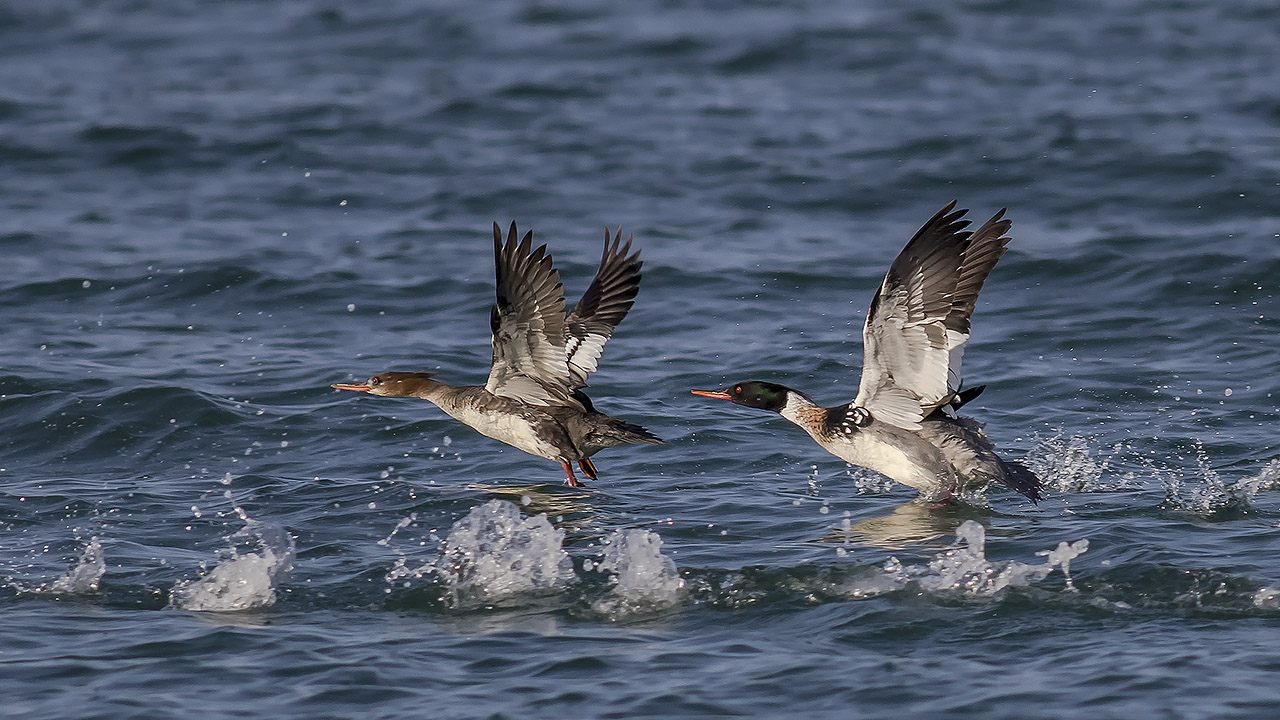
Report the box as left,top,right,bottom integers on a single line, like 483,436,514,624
692,202,1042,503
334,222,662,487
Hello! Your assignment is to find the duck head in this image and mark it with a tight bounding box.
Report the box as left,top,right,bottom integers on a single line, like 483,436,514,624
332,371,438,398
690,380,795,413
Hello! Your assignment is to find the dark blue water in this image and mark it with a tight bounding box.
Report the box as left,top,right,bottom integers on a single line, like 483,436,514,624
3,0,1280,717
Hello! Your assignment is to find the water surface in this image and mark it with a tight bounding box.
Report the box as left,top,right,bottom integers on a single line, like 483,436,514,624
3,1,1280,718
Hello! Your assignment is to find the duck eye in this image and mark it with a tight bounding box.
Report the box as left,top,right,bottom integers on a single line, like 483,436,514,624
369,376,382,386
733,386,742,394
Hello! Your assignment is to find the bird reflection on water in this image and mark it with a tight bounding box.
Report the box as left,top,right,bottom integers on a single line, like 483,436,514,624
819,499,985,551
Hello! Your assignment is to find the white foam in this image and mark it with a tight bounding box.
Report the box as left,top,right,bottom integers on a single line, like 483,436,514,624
170,521,295,612
591,529,683,616
427,500,574,607
850,520,1088,598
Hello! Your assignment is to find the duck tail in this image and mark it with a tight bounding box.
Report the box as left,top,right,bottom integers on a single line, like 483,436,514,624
994,458,1043,504
952,384,986,410
612,419,664,445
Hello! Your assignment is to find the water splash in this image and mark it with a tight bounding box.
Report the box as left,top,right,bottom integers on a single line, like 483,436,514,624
379,512,420,549
1037,539,1088,592
851,520,1089,598
384,502,682,614
383,517,438,589
1029,435,1111,492
589,529,683,617
401,500,574,609
1160,441,1256,516
45,536,106,594
1252,587,1280,609
1234,458,1280,504
12,533,108,596
170,521,295,612
847,466,896,495
1028,434,1161,494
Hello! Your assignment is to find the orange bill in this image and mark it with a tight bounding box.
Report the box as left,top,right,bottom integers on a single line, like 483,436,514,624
690,389,731,400
332,382,372,392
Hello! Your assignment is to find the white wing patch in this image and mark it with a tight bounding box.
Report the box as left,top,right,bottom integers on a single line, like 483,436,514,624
566,332,609,381
945,327,968,395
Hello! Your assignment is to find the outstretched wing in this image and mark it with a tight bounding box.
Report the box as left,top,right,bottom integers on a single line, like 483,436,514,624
563,227,643,389
484,221,579,407
852,202,1013,430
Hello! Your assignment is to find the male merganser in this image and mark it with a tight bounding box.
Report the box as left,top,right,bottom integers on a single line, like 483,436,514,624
692,202,1042,503
334,222,662,487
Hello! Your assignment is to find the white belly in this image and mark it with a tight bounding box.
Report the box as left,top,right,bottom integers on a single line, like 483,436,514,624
438,405,563,460
802,425,952,492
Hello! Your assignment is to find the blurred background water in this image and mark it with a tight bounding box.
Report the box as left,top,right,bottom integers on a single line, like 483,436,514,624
2,0,1279,717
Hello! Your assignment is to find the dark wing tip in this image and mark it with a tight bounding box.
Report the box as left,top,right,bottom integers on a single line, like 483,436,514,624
907,201,972,249
493,222,506,280
601,226,618,260
982,208,1012,236
934,199,963,223
601,225,636,259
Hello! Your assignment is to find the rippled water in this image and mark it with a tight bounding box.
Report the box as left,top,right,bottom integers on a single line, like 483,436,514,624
3,0,1280,717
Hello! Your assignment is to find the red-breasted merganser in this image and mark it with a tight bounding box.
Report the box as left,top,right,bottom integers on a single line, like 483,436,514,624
692,202,1042,503
334,222,663,487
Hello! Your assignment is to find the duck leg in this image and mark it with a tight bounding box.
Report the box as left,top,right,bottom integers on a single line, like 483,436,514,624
578,457,599,481
927,489,955,509
559,460,582,488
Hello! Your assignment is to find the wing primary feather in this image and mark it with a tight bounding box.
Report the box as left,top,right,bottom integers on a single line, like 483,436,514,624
562,225,644,388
